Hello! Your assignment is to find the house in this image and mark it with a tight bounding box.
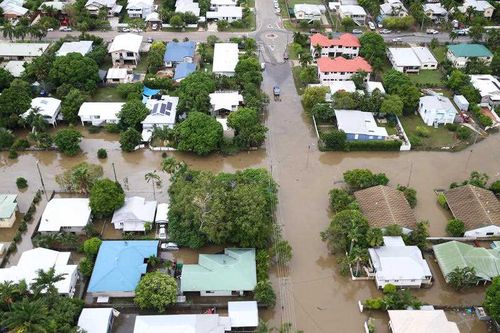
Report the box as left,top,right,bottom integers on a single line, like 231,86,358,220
155,203,168,224
338,5,366,23
453,95,469,111
109,33,143,67
213,43,239,76
309,33,360,59
85,0,122,16
106,67,130,84
210,0,237,10
418,95,457,126
4,60,26,77
173,62,196,82
366,81,385,95
293,4,325,21
163,41,196,67
126,0,154,18
0,194,17,228
145,12,161,30
78,102,125,126
0,0,28,19
380,0,408,18
87,240,159,297
459,0,495,18
317,56,372,84
141,96,179,141
443,185,500,237
368,236,432,289
0,42,49,60
469,74,500,107
388,310,460,333
335,110,388,141
112,196,157,232
78,308,117,333
175,0,200,16
56,41,93,57
423,3,448,21
447,44,493,68
326,80,356,100
38,198,91,233
354,185,417,233
387,47,437,73
181,248,257,296
209,91,244,116
39,1,66,12
0,248,78,296
206,6,243,22
433,241,500,282
23,97,62,126
228,301,259,329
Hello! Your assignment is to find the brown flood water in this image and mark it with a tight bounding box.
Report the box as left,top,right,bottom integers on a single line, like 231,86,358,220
0,62,499,332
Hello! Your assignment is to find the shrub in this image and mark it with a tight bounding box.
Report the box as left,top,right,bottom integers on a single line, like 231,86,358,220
8,242,16,252
415,126,430,137
256,250,270,282
16,177,28,189
490,180,500,196
8,149,17,159
347,140,402,151
478,114,493,128
457,126,472,140
13,231,21,243
104,123,120,133
363,297,383,310
329,188,355,213
384,224,403,236
88,126,101,134
83,237,102,257
397,185,417,208
321,130,347,151
254,280,276,307
446,219,465,237
18,221,27,232
134,272,177,312
383,283,397,294
12,138,30,150
97,148,107,159
409,134,422,147
79,256,94,277
0,127,15,149
437,193,447,208
445,123,458,132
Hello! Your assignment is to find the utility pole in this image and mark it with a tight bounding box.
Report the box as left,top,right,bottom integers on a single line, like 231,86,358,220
112,162,118,183
36,160,48,200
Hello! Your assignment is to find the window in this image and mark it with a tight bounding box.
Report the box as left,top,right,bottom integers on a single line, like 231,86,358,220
126,52,134,57
94,115,100,119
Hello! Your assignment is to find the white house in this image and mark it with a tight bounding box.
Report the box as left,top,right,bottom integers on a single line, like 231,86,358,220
23,97,62,126
106,67,131,84
387,47,437,73
326,81,356,100
418,95,457,126
109,33,143,67
309,33,360,58
78,102,124,126
213,43,239,76
175,0,200,16
317,56,372,84
78,308,117,333
293,4,325,21
210,0,237,10
447,44,493,68
338,5,366,23
388,310,460,333
206,6,243,22
112,196,157,232
126,0,154,18
459,0,495,18
0,42,49,60
155,203,168,224
335,110,388,141
4,60,26,77
0,0,28,19
209,91,243,116
85,0,122,15
380,0,408,18
368,236,432,289
56,41,93,57
469,74,500,106
39,198,91,234
0,248,78,296
141,96,179,141
423,3,447,21
0,194,17,228
366,81,385,95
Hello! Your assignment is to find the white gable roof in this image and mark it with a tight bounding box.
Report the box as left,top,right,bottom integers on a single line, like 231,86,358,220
109,33,143,53
106,67,128,79
142,96,179,126
175,0,200,15
210,0,237,5
328,80,356,95
0,42,49,57
213,43,239,74
294,3,323,15
228,301,258,328
4,60,26,77
366,81,385,94
388,48,421,67
335,110,388,137
388,310,459,333
56,41,93,56
411,46,437,64
39,198,91,232
126,0,153,9
206,5,242,18
469,74,500,102
339,4,366,15
134,314,230,333
78,102,125,121
78,308,115,333
209,91,243,111
24,97,61,120
111,196,157,231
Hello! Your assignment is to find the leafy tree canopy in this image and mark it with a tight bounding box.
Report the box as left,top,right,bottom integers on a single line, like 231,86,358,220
228,107,267,149
118,99,150,131
119,127,142,152
55,162,103,194
343,168,389,191
134,272,177,312
49,53,99,92
89,178,125,218
173,111,223,155
176,71,216,114
54,128,82,156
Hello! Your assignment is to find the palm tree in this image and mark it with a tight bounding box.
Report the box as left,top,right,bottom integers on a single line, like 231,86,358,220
3,298,48,333
161,157,186,175
2,21,15,41
449,30,458,42
145,170,162,200
30,267,67,295
313,44,322,59
349,247,368,277
298,51,313,68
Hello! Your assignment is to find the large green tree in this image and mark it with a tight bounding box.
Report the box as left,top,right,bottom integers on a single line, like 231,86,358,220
119,127,142,152
0,68,14,92
380,94,404,117
446,266,479,291
89,178,125,217
484,277,500,323
176,71,216,114
49,53,99,92
321,209,369,254
343,169,389,191
61,89,86,125
228,107,267,148
174,112,223,155
359,32,386,71
134,272,177,312
55,162,103,194
0,79,32,129
54,128,82,156
118,99,150,131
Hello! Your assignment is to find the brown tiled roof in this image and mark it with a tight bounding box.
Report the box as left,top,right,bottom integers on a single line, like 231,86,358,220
354,185,417,229
444,185,500,230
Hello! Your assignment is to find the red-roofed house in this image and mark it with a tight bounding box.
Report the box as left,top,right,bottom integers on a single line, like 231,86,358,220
310,33,360,59
317,56,372,84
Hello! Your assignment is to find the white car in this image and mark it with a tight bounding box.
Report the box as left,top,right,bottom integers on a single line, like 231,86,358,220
161,242,179,250
380,29,392,34
392,38,402,43
158,226,167,240
368,21,375,31
47,28,54,32
426,28,439,34
352,29,363,34
59,26,72,32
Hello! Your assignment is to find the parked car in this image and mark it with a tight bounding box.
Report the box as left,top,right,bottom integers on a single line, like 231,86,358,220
453,29,468,35
426,28,439,34
121,27,131,32
380,29,392,34
151,24,158,30
283,51,289,60
368,21,375,31
392,37,402,42
158,226,166,240
261,62,266,70
160,242,179,250
47,28,53,32
352,29,363,34
377,22,383,28
147,37,153,43
59,26,72,32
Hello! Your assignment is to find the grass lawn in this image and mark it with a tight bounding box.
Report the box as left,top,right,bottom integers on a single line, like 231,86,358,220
431,46,447,63
226,12,256,32
400,115,458,149
292,66,307,95
134,58,149,73
91,87,125,102
408,70,444,86
288,0,322,5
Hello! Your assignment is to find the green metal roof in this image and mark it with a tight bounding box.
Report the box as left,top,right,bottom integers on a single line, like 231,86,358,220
0,194,17,219
447,44,493,58
433,241,500,281
180,248,256,293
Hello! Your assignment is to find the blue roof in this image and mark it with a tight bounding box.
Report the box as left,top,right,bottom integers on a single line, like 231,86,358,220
164,41,196,63
174,62,196,81
143,86,160,97
87,240,158,293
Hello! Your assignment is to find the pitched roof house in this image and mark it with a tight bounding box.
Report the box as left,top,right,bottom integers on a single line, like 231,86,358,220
387,47,438,73
444,185,500,237
56,41,94,57
459,0,495,18
0,42,49,60
78,308,116,333
317,56,372,84
310,33,360,58
173,62,196,81
141,96,179,141
111,196,157,232
38,198,91,233
213,43,239,76
418,95,457,126
78,102,125,126
469,74,500,106
209,91,244,116
0,194,17,228
388,310,459,333
175,0,200,16
354,185,417,232
163,41,196,67
109,33,143,66
447,44,493,68
126,0,154,18
335,110,388,141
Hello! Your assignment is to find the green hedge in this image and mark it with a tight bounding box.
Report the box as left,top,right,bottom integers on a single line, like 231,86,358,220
346,140,402,151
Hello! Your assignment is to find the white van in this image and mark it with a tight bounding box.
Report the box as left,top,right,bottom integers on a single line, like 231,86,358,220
155,203,169,224
368,21,375,31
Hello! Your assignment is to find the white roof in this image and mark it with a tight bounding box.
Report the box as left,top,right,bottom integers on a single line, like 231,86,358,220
78,102,125,121
210,0,237,5
56,41,93,56
39,198,91,232
109,33,143,53
0,248,77,294
339,4,366,15
294,3,323,15
78,308,114,333
206,6,242,19
112,196,157,232
366,81,385,94
134,314,230,333
419,95,457,113
142,95,179,126
106,67,128,79
0,42,49,57
411,46,437,64
423,3,446,14
328,81,356,95
209,91,243,111
470,74,500,102
228,301,258,328
369,236,432,281
39,1,66,10
175,0,200,16
126,0,153,9
145,11,160,21
4,60,26,77
335,110,388,137
155,203,169,223
213,43,239,74
0,0,28,15
462,0,493,11
388,48,421,67
388,310,459,333
85,0,115,8
24,97,61,120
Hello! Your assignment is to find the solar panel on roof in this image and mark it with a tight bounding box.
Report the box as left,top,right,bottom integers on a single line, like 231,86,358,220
160,103,167,114
166,102,172,110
